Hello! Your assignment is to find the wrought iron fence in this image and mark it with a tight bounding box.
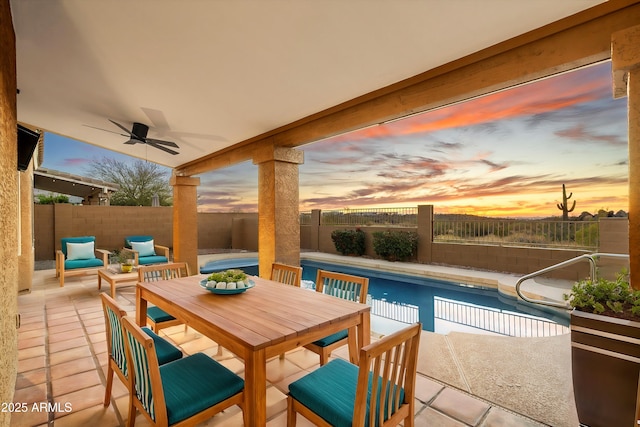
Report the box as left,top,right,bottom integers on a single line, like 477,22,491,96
369,297,420,323
433,218,598,250
434,297,569,337
299,211,311,225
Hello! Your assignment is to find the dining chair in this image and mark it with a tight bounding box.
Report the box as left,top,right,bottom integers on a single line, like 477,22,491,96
304,270,369,365
271,262,303,287
138,262,190,333
121,316,246,427
100,294,183,408
288,322,422,427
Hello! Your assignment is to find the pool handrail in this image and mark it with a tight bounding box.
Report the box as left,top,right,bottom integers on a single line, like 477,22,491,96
515,252,630,309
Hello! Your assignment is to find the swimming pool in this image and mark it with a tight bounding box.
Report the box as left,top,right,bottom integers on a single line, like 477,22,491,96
200,257,569,336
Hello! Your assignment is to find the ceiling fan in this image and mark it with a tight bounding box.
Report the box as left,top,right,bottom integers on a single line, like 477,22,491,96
89,120,180,155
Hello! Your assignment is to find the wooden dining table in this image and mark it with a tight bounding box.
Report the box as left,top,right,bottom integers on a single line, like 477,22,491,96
135,274,371,426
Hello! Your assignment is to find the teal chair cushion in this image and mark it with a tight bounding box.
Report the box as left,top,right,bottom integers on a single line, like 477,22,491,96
147,307,176,323
160,352,244,425
138,255,169,265
312,329,348,347
142,327,183,365
65,257,104,270
288,359,405,427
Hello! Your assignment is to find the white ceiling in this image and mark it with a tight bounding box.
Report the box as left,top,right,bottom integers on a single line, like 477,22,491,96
11,0,606,171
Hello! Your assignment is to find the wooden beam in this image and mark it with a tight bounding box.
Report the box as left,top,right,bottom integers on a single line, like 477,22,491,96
176,0,640,177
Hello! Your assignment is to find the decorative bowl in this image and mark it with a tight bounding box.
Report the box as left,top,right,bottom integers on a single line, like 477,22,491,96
199,278,255,294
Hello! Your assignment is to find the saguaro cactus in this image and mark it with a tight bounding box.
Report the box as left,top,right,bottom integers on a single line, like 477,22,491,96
557,184,576,221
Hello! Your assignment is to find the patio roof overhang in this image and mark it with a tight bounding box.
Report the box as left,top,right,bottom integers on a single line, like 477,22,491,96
10,0,621,175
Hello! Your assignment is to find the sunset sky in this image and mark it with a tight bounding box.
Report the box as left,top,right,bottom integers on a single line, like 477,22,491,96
43,60,628,218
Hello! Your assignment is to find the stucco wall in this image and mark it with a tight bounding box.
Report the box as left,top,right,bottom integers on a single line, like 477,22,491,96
0,1,19,423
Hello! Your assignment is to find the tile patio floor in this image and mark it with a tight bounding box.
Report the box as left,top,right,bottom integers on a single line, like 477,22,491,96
13,268,550,427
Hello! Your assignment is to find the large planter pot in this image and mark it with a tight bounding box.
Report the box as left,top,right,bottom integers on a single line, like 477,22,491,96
571,310,640,427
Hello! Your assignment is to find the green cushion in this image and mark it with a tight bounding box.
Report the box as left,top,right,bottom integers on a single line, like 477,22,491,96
147,307,176,323
65,257,104,270
312,329,348,347
142,327,182,365
138,255,169,265
288,359,405,427
160,352,244,425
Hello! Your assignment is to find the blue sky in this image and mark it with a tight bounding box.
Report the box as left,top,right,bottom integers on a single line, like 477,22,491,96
43,60,628,218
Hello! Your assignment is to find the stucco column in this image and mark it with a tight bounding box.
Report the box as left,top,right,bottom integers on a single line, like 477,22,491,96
170,174,200,275
253,146,304,278
18,167,34,292
612,25,640,289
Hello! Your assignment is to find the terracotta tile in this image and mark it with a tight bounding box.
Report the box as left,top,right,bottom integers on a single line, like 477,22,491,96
84,324,105,335
92,340,108,355
49,346,92,366
18,356,46,373
48,322,82,335
88,331,107,345
7,405,49,427
18,345,45,361
18,336,45,350
79,310,104,321
13,382,47,404
415,374,445,404
15,368,47,390
52,404,120,427
48,336,89,353
50,357,97,380
54,384,105,415
431,387,491,426
52,370,102,397
18,328,46,340
48,328,85,343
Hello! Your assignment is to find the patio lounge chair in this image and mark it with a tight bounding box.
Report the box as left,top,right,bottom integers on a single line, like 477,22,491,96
122,235,170,266
138,262,190,333
100,294,182,408
121,316,246,426
304,270,369,365
288,322,421,427
55,236,109,287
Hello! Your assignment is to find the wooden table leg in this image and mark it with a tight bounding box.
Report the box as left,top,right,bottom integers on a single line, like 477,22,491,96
110,279,116,299
136,286,147,326
97,273,102,291
243,348,267,426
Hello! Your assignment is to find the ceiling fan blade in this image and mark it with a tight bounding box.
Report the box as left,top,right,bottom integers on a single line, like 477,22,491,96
109,119,135,138
147,141,179,155
146,138,179,148
83,124,128,137
123,138,139,145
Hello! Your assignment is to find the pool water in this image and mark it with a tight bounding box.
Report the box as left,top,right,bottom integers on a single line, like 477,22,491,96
200,258,569,336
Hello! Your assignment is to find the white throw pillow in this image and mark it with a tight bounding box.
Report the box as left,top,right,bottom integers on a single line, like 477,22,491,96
66,242,95,260
131,240,155,257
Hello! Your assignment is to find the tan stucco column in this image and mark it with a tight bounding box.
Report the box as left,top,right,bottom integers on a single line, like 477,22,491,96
170,174,200,275
613,25,640,289
253,146,304,278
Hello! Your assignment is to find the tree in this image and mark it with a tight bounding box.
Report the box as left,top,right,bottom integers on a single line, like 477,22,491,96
86,157,172,206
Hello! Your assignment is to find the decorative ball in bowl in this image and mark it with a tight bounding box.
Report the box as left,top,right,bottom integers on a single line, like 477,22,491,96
200,269,255,294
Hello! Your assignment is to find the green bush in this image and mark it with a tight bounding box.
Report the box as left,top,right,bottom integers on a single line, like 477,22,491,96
331,229,366,256
36,194,69,204
372,230,418,261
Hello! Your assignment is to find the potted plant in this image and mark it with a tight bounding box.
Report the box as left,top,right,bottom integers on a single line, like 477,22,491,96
112,249,134,273
564,269,640,427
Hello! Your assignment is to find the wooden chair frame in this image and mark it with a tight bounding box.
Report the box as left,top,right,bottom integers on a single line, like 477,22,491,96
288,323,422,427
304,269,369,365
121,316,246,427
55,237,109,287
270,262,303,287
138,262,190,333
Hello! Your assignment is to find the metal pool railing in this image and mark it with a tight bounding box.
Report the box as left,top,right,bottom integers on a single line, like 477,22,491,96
319,207,418,226
434,297,569,337
368,297,419,324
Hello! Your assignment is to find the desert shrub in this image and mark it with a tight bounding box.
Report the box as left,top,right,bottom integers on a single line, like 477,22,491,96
372,230,418,261
36,194,69,204
331,228,365,256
